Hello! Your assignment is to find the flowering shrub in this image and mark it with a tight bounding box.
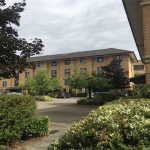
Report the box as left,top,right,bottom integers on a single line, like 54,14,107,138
34,95,53,101
49,98,150,150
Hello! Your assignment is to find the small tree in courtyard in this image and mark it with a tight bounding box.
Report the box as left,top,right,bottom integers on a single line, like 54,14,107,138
33,68,51,95
21,68,60,95
102,58,129,90
68,72,110,99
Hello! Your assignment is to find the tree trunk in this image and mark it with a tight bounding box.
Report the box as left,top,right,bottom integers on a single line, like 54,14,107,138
88,87,92,99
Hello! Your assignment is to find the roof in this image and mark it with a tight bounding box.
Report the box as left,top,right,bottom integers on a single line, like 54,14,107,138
27,48,137,62
122,0,144,57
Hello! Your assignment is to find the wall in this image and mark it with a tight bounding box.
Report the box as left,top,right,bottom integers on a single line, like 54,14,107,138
0,54,135,92
142,0,150,83
133,60,145,76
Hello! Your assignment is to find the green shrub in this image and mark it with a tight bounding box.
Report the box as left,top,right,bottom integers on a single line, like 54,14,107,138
0,145,8,150
77,93,118,105
48,93,57,98
100,93,118,101
70,92,88,97
34,95,53,101
0,95,36,147
49,98,150,150
134,84,150,98
22,116,50,139
77,99,95,105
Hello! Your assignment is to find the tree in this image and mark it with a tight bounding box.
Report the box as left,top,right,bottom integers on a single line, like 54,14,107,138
19,76,35,94
48,77,60,94
102,59,129,90
68,72,110,99
21,68,60,95
0,0,44,78
33,68,51,95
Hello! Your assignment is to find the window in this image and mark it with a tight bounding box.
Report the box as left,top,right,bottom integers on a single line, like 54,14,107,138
2,81,7,87
64,59,70,65
25,72,30,78
97,57,104,63
51,61,57,66
64,69,70,76
51,70,57,77
97,67,103,74
134,65,144,70
80,58,86,64
114,55,122,60
80,68,87,74
64,79,70,85
37,62,43,67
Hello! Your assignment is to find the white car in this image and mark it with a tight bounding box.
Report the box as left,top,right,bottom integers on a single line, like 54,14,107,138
7,92,23,95
87,93,95,98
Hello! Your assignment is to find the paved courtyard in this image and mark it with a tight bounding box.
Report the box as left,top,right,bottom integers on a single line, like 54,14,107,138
12,98,98,150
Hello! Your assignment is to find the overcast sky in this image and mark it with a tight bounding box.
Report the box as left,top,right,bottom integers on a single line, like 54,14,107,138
7,0,140,59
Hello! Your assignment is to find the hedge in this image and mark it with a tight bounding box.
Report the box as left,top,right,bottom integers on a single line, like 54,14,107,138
22,116,50,139
0,95,36,146
34,95,53,101
77,93,118,105
49,98,150,150
0,95,50,149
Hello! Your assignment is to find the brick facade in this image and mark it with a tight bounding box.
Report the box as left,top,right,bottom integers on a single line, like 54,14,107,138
141,0,150,83
0,50,136,92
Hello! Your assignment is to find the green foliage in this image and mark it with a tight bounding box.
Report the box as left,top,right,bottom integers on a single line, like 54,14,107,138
22,116,50,139
68,73,110,99
68,75,83,90
48,78,60,94
75,93,87,97
77,98,100,105
21,68,60,95
0,0,43,78
134,84,150,98
19,77,35,94
0,95,36,146
102,59,129,89
33,68,52,95
0,145,8,150
49,98,150,150
77,93,118,105
34,95,53,101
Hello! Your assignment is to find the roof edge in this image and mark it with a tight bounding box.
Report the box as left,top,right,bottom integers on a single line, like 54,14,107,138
122,0,143,58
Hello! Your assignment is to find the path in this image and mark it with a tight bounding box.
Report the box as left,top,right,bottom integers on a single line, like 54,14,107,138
11,98,98,150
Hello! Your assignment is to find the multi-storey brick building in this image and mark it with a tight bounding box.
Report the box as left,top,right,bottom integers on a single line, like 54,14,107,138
0,48,137,92
123,0,150,83
133,60,145,77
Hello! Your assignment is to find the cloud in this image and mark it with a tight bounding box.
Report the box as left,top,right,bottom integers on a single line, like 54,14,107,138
6,0,140,58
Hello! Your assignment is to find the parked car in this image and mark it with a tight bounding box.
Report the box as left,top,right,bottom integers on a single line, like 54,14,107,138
7,92,23,95
65,93,71,98
87,92,95,98
117,91,128,97
94,92,109,97
57,92,71,98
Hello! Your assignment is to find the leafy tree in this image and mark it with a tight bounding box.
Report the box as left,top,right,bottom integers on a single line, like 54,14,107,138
48,77,60,94
102,59,129,90
0,0,44,78
69,72,110,99
69,74,85,91
19,76,35,94
21,68,60,95
33,68,51,95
